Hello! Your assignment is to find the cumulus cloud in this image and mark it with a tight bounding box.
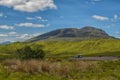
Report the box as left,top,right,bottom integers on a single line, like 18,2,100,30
0,0,57,12
0,32,17,37
16,33,31,39
8,32,19,37
16,23,45,28
0,31,41,42
0,25,14,30
16,33,41,41
92,15,109,21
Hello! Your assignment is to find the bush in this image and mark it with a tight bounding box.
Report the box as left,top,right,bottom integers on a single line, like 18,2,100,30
16,46,45,59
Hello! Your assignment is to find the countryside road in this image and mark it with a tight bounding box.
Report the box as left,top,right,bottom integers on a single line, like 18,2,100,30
70,56,119,61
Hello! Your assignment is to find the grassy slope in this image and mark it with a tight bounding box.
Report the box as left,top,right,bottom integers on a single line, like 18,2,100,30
36,38,120,58
0,38,120,59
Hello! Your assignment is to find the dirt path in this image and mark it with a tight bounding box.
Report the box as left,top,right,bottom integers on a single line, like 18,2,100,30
70,57,119,61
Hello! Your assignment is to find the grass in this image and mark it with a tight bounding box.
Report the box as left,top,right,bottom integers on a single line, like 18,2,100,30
0,38,120,59
0,59,120,80
0,38,120,80
32,38,120,58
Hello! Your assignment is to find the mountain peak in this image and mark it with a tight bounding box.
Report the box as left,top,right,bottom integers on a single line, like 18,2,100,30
27,26,112,42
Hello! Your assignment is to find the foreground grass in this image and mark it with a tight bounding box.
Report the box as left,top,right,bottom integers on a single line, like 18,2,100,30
0,59,120,80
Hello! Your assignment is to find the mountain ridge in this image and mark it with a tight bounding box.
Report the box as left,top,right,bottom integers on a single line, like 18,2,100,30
27,26,113,42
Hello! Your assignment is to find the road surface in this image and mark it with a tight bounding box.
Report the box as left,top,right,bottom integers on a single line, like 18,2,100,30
70,56,119,61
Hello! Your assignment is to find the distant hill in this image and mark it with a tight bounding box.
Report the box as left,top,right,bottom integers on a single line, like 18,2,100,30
27,26,113,42
0,41,11,46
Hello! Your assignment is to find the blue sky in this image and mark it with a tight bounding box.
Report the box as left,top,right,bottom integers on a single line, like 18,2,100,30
0,0,120,42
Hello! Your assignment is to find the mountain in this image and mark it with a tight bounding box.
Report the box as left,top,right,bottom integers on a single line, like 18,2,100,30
27,26,112,42
0,41,11,45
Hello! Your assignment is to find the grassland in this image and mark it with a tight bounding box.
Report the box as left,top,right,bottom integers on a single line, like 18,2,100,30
0,38,120,59
0,59,120,80
0,38,120,80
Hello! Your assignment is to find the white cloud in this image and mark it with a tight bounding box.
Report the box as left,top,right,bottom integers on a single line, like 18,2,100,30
26,16,48,22
0,34,8,37
8,32,19,37
0,31,41,42
115,31,120,34
0,32,18,37
36,16,42,20
113,31,120,38
0,13,3,17
16,23,45,28
91,0,101,4
0,25,14,30
0,0,57,12
92,15,109,21
26,17,34,20
26,16,43,20
8,32,17,35
16,33,41,40
16,34,31,39
86,0,101,4
32,33,41,37
1,32,34,39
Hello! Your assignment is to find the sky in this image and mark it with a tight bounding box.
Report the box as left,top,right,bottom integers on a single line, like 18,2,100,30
0,0,120,42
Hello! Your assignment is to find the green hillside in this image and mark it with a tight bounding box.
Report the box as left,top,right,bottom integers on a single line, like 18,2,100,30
27,27,111,42
0,38,120,59
36,38,120,58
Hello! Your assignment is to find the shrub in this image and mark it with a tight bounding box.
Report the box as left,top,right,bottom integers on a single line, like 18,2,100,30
16,46,45,59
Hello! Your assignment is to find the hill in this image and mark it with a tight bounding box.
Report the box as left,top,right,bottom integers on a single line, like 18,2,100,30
0,38,120,59
0,41,11,45
27,26,112,42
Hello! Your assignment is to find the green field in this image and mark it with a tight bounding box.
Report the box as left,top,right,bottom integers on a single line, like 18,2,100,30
0,38,120,80
0,38,120,59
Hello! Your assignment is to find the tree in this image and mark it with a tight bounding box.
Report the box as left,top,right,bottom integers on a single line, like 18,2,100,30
16,46,45,59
